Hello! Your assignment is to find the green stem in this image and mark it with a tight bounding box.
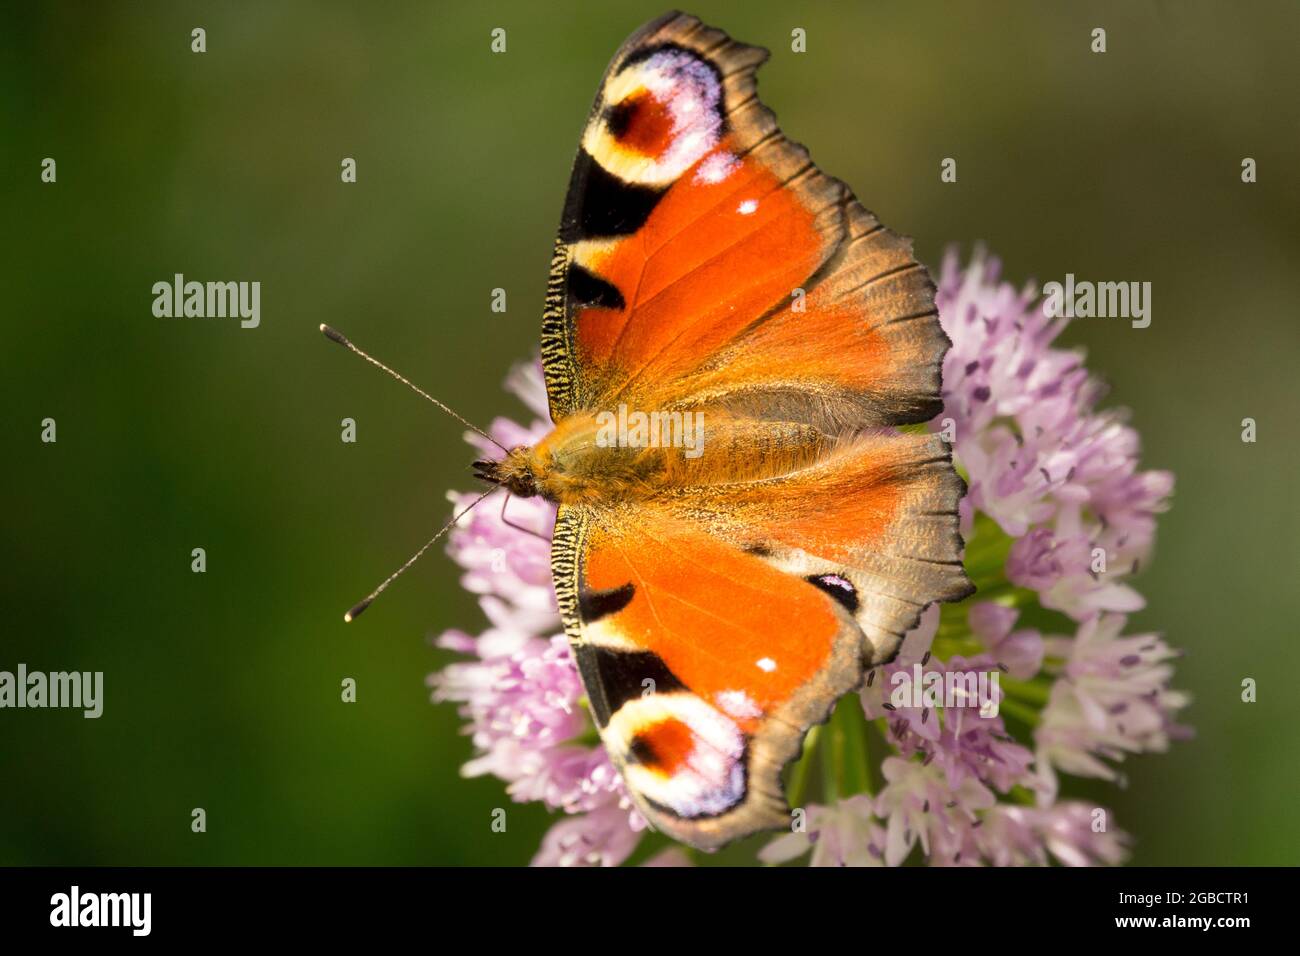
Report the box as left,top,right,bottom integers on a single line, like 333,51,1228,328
819,697,875,805
1001,676,1052,708
838,696,873,796
1008,785,1038,806
822,707,843,804
787,725,820,809
997,696,1042,728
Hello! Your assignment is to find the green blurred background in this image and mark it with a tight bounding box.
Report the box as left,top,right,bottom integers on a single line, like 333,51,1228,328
1,1,1296,866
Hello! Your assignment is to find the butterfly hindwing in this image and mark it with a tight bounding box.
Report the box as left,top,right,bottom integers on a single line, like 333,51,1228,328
675,429,973,663
552,503,866,848
550,426,970,849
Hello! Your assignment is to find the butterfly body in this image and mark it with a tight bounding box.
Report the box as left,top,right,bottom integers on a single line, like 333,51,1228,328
479,12,973,850
484,412,833,506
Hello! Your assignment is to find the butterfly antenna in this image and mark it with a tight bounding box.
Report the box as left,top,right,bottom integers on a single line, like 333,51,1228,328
343,486,500,622
320,324,508,454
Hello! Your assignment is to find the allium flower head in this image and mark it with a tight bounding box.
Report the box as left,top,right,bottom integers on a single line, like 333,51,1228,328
430,249,1184,866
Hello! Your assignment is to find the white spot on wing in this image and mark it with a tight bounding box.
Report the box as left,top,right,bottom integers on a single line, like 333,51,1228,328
756,657,776,672
737,199,759,215
694,151,739,185
716,690,762,719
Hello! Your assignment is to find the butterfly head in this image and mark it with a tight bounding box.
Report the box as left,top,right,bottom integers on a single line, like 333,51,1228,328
473,447,539,499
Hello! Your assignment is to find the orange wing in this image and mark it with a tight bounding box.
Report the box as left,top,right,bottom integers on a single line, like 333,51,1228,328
550,431,970,848
552,504,866,847
540,11,945,432
674,430,972,661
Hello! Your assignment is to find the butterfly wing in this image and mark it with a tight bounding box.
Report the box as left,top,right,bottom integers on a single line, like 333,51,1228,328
672,429,971,664
551,426,969,848
552,502,867,847
541,11,945,431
